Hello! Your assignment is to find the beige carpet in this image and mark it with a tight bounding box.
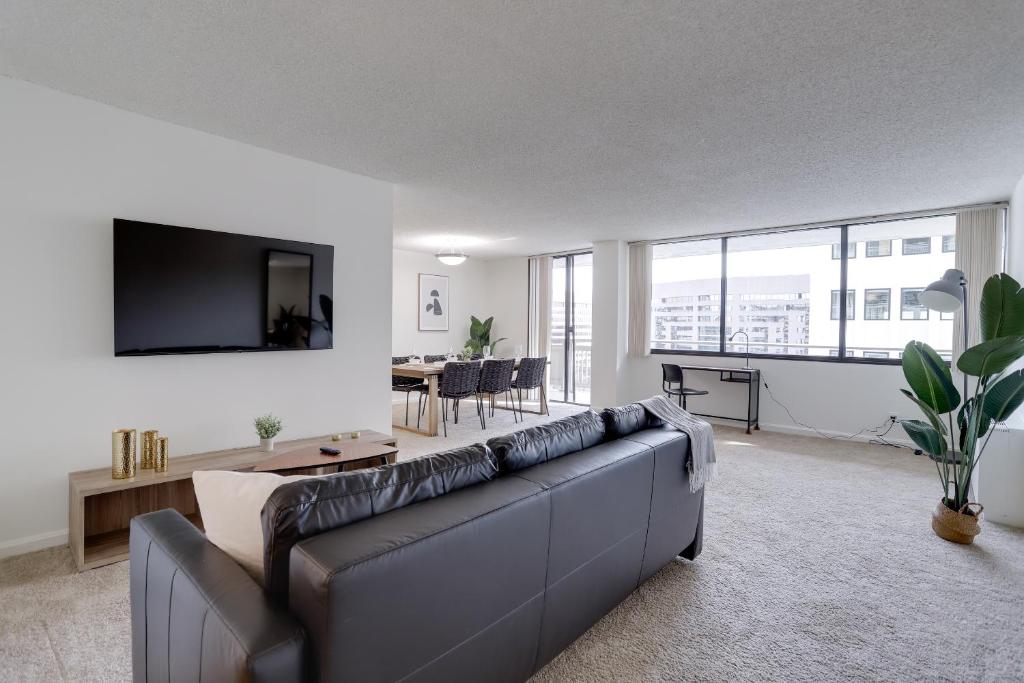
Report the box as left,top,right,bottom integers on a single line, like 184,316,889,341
2,415,1023,681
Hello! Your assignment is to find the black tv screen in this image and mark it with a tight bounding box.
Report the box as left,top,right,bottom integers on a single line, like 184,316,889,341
114,219,334,356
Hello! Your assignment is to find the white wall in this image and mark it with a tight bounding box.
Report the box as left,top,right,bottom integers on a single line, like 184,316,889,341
0,77,394,555
484,257,530,355
1009,174,1024,282
975,174,1024,527
392,250,527,358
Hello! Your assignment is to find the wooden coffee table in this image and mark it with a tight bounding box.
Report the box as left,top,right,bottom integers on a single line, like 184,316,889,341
253,440,398,474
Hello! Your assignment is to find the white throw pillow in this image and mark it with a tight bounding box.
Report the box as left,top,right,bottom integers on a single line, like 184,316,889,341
192,470,312,585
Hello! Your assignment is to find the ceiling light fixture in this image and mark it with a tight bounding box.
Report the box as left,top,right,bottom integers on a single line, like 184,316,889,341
435,247,467,266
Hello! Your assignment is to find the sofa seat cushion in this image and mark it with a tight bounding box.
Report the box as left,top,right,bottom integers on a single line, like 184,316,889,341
600,403,664,440
486,411,605,473
261,443,498,599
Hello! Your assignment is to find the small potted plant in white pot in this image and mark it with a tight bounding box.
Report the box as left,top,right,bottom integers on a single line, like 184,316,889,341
254,414,283,452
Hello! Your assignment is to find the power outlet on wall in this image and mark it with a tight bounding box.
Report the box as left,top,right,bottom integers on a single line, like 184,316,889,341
888,412,899,423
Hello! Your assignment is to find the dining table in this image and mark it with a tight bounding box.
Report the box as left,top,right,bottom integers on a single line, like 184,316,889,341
391,359,548,437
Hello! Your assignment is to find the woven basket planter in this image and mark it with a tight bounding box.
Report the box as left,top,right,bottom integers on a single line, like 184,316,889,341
931,500,983,545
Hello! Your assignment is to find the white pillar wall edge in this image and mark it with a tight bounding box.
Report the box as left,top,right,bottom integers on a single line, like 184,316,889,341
589,240,629,410
975,173,1024,528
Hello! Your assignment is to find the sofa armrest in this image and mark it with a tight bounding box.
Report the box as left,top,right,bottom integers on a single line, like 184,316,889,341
129,509,306,683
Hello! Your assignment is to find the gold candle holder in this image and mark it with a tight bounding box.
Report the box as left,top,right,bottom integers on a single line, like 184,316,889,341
112,428,137,479
154,436,169,473
141,430,159,469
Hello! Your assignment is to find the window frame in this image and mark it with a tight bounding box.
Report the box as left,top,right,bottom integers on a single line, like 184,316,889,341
900,287,929,321
831,242,856,260
830,289,855,320
902,236,932,256
863,288,891,321
646,209,978,365
864,239,892,257
942,235,956,253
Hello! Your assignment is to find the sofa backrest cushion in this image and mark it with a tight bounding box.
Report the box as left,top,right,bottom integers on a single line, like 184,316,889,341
486,411,605,473
261,443,498,599
600,403,665,440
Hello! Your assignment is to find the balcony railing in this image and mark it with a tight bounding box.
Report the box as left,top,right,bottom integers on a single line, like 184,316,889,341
550,339,592,400
650,339,952,358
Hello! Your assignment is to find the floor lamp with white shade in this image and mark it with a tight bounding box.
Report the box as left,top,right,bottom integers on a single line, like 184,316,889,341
919,268,968,399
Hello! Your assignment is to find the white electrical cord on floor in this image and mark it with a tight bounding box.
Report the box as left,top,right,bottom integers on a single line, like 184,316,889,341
758,370,908,449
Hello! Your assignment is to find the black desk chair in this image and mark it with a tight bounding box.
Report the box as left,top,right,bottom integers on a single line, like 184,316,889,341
662,363,708,409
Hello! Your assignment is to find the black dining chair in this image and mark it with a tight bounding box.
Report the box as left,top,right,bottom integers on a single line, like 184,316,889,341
477,359,517,427
511,356,548,419
661,363,708,409
391,356,426,426
437,361,484,436
416,354,456,426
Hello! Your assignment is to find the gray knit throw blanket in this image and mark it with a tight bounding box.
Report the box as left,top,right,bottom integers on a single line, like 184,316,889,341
639,395,717,492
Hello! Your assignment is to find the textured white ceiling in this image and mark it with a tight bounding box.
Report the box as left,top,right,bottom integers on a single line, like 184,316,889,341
2,1,1023,258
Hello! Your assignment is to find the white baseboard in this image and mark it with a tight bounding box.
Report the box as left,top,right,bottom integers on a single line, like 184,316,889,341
0,528,68,559
751,420,915,449
698,415,914,448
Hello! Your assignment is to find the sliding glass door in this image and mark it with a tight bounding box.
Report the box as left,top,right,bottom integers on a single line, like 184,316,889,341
550,253,592,404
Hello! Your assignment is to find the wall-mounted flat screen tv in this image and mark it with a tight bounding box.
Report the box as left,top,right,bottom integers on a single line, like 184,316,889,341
114,219,334,356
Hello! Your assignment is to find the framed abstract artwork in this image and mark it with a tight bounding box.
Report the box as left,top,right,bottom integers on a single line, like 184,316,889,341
418,273,449,331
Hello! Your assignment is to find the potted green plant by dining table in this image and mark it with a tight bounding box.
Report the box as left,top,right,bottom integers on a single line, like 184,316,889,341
900,273,1024,544
465,315,506,357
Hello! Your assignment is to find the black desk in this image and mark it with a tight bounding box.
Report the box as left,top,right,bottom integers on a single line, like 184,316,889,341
673,365,760,434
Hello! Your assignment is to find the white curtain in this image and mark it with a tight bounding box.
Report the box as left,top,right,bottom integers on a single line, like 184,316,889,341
627,242,653,358
953,207,1004,365
528,255,552,359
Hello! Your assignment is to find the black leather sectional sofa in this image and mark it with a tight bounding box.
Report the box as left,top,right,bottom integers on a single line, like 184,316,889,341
129,404,705,682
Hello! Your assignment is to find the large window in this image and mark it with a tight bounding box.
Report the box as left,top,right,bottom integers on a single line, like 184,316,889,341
652,228,839,357
650,213,962,362
651,239,722,352
844,215,955,358
550,253,592,404
725,229,839,356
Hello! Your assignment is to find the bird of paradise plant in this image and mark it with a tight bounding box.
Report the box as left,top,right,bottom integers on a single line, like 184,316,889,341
900,273,1024,523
